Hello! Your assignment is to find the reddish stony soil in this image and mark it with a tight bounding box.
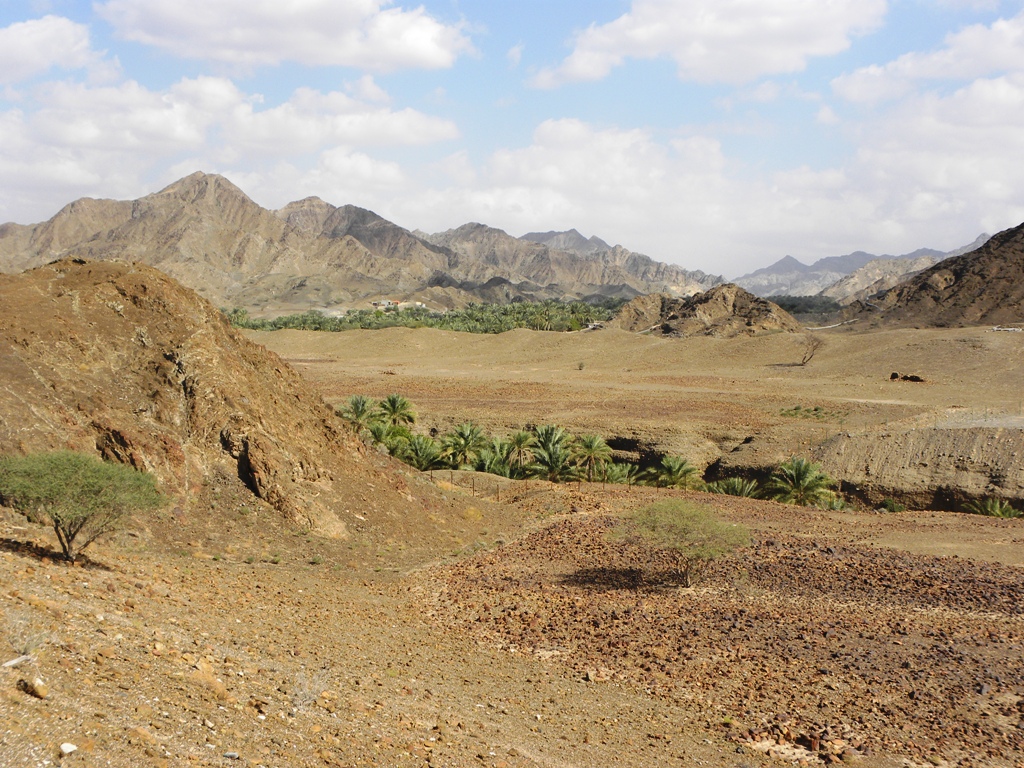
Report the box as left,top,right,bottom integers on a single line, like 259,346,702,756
3,481,1023,768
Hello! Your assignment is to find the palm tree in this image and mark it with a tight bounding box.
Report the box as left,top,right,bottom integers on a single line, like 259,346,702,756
506,430,536,478
643,456,702,489
377,393,416,427
599,461,639,485
964,498,1022,518
572,434,612,482
529,425,576,482
402,434,442,471
763,457,835,506
478,438,513,477
442,422,489,469
706,477,760,497
368,422,412,457
338,394,378,433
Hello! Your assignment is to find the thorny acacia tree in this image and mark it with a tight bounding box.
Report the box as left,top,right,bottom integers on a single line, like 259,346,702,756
0,451,163,562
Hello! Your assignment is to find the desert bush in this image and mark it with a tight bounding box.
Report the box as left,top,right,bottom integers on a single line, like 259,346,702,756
599,461,639,485
964,498,1022,518
613,500,748,587
815,491,848,510
880,498,906,513
706,477,760,497
762,457,836,507
0,451,163,562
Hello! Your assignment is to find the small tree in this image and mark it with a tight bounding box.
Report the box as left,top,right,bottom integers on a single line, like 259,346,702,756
0,451,163,562
377,394,416,427
441,422,488,469
800,334,825,366
613,501,748,587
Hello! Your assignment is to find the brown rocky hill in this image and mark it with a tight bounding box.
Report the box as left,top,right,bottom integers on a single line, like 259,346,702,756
611,284,802,337
0,258,459,544
0,172,718,312
855,221,1024,326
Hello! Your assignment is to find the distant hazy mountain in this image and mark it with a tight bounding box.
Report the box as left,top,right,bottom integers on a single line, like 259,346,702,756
419,224,722,301
735,241,985,298
0,172,721,312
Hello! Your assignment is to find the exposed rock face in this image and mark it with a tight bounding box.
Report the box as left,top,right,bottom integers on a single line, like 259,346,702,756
0,172,720,311
612,284,802,337
0,258,424,536
853,222,1024,327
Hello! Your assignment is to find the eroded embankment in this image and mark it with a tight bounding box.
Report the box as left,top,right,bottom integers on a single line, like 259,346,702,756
811,425,1024,509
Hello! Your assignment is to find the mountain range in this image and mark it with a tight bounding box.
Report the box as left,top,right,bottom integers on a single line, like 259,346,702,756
0,172,721,313
735,236,990,298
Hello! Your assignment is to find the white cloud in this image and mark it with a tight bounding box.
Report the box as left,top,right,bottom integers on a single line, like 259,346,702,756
531,0,887,88
346,75,390,104
833,11,1024,103
507,43,524,68
0,15,110,85
0,75,458,225
817,105,840,124
95,0,474,71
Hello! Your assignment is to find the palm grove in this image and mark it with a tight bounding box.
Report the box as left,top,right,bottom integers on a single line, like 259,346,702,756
338,393,847,507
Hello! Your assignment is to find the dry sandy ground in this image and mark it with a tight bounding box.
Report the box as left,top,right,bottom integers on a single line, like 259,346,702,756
2,482,1023,768
3,325,1024,768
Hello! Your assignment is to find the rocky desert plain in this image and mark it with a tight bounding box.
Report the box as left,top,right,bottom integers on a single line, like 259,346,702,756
1,176,1024,768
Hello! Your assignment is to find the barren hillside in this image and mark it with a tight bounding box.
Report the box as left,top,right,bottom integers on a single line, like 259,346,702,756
855,221,1024,327
0,258,482,553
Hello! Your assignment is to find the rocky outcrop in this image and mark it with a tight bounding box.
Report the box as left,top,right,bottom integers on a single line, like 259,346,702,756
612,285,802,337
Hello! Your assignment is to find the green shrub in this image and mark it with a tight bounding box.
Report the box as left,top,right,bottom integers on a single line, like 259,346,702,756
613,500,749,587
964,498,1022,518
0,451,163,562
880,498,906,513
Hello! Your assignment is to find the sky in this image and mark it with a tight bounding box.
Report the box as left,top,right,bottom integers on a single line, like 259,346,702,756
2,1,1024,278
